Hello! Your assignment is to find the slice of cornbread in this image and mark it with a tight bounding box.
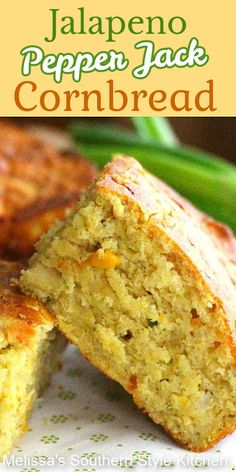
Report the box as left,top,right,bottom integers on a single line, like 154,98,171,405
0,120,97,258
20,156,236,452
0,259,66,459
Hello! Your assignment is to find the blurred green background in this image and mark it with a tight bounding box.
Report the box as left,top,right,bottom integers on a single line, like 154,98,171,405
5,116,236,233
12,118,236,164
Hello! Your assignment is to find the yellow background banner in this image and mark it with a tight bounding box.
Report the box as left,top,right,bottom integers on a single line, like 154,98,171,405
1,0,235,116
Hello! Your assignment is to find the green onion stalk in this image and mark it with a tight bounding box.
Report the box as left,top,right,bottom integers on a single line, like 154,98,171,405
70,119,236,234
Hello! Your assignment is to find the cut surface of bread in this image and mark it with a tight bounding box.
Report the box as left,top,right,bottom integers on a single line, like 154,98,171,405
0,259,66,459
0,120,97,258
20,156,236,451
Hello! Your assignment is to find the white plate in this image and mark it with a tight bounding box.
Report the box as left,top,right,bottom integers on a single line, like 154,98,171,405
1,345,235,472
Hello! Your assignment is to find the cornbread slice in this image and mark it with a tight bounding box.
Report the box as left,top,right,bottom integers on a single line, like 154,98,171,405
0,259,66,459
0,120,97,258
20,156,236,452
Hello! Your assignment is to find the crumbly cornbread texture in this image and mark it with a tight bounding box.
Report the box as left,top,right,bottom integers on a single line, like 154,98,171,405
0,259,65,459
21,156,236,451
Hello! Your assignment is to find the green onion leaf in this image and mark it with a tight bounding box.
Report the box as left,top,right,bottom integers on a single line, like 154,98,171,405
131,117,179,147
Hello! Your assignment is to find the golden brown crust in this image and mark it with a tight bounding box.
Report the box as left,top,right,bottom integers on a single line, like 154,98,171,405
93,155,236,450
76,341,236,452
0,121,97,258
97,156,236,343
93,156,236,450
134,395,236,452
0,260,54,346
77,339,236,452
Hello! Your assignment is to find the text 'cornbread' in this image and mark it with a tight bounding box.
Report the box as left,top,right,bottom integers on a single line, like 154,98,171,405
21,156,236,452
0,260,66,459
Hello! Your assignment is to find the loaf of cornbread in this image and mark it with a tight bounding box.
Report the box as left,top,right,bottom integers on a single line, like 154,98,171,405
20,156,236,451
0,120,97,258
0,259,66,459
